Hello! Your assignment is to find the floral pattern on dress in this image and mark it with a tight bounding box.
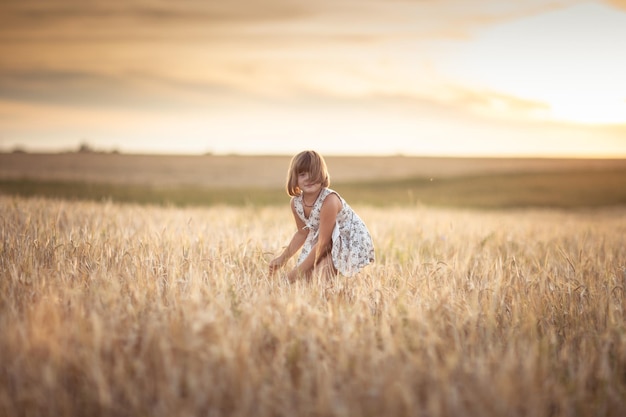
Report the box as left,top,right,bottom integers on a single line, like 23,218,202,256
294,188,375,277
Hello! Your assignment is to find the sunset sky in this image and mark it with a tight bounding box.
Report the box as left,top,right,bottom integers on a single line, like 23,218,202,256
1,0,625,157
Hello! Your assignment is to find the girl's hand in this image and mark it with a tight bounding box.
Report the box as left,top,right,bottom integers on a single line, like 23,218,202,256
268,256,285,276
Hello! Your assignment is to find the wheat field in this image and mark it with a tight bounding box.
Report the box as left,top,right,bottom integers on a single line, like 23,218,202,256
1,195,626,417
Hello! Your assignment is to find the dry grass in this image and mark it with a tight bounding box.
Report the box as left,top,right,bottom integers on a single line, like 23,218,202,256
1,195,626,417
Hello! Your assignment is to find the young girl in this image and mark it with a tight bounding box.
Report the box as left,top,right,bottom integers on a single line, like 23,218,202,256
269,150,375,282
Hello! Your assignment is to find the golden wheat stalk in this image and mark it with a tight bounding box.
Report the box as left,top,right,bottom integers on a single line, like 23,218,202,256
1,196,625,416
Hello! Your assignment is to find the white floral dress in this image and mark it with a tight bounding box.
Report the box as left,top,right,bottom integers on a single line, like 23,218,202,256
294,188,375,277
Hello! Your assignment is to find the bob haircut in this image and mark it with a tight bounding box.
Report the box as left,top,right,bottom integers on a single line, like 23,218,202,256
286,150,331,196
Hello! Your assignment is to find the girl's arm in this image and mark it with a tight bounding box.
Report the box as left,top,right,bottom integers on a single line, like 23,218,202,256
286,193,341,281
269,199,308,275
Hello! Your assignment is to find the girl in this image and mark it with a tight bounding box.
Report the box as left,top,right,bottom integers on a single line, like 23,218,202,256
269,150,375,282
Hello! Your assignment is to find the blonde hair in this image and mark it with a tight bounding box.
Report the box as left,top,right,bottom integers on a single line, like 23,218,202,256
286,150,330,196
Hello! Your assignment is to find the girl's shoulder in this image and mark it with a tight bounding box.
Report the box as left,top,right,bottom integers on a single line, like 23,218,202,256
323,187,337,197
320,188,345,212
323,188,344,201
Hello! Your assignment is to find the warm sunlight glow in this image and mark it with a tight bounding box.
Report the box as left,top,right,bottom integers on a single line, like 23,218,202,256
549,94,626,125
445,3,626,125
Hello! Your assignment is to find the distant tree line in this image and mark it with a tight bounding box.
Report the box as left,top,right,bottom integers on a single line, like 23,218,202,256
8,142,120,154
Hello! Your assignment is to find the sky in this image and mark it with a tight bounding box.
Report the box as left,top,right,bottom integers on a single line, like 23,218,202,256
1,0,625,157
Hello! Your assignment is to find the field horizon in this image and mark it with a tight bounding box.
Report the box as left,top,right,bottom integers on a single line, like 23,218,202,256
1,152,625,209
1,151,625,187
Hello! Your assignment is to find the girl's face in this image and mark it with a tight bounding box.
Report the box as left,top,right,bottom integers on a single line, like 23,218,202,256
298,171,322,194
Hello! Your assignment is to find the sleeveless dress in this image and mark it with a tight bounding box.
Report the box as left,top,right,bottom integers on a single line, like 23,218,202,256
293,188,375,277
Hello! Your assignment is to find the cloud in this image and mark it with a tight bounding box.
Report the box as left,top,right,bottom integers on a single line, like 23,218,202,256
0,0,312,44
603,0,626,10
0,0,583,42
0,69,246,110
0,0,309,25
4,0,616,153
438,87,552,121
